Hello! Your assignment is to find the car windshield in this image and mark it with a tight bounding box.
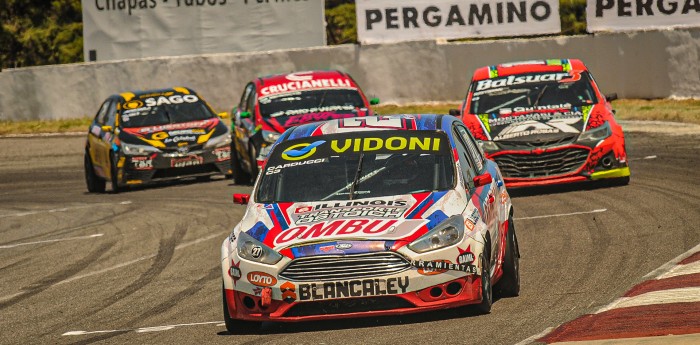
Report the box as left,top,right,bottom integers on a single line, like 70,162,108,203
120,95,216,128
256,131,455,203
258,89,366,118
469,71,599,114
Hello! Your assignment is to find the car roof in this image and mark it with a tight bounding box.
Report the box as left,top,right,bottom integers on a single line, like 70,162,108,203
281,114,454,142
471,59,588,81
114,87,195,102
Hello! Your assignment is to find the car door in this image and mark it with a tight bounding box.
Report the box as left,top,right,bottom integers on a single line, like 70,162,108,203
234,83,257,168
88,99,113,178
454,124,499,265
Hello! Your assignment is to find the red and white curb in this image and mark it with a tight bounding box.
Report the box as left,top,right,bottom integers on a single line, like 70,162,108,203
537,243,700,344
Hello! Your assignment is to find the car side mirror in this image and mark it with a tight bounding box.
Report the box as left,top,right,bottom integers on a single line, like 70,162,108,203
101,125,113,132
233,193,250,205
218,112,230,119
605,93,618,102
370,98,380,105
449,109,462,116
240,111,251,119
473,172,492,188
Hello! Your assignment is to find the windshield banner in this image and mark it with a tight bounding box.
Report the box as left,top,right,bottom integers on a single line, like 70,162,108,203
356,0,561,44
587,0,700,32
267,131,451,167
81,0,325,61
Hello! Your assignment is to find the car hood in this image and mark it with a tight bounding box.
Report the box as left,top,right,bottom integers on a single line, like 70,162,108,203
261,109,371,133
120,118,225,150
475,105,593,142
239,191,467,255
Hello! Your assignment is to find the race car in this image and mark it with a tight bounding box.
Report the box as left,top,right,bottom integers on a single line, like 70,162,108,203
229,70,379,184
84,87,232,193
451,59,630,188
220,115,520,332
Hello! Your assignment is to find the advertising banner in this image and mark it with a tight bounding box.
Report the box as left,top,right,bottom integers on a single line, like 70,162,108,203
356,0,561,44
82,0,325,62
587,0,700,32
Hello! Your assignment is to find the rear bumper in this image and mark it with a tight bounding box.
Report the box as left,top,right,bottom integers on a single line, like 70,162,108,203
119,146,232,185
225,276,482,322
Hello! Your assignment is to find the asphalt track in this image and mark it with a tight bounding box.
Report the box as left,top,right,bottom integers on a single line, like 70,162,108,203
0,128,698,345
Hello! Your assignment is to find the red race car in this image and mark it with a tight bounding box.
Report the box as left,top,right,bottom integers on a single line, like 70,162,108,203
452,59,630,188
230,70,379,184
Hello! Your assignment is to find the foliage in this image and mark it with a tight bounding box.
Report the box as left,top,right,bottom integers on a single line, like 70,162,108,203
326,3,357,45
560,0,588,35
0,0,83,69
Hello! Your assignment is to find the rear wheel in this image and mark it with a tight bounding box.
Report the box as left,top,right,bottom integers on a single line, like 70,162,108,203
476,254,493,314
230,142,251,185
84,152,106,193
496,215,520,297
222,285,261,334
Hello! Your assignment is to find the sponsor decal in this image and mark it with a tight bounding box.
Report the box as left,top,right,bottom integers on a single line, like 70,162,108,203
329,136,441,153
282,111,356,125
298,276,409,301
274,219,398,246
265,158,328,175
130,156,153,170
339,116,406,129
213,147,231,161
260,78,354,96
319,245,335,252
416,259,450,276
252,286,263,296
280,282,297,303
457,252,475,265
465,208,479,231
493,117,581,141
500,190,508,205
281,140,326,161
228,260,242,286
164,135,197,143
295,206,407,225
411,260,477,274
247,272,277,287
123,99,144,110
294,206,314,214
490,110,582,126
143,94,199,107
475,73,571,91
170,155,203,168
335,243,353,250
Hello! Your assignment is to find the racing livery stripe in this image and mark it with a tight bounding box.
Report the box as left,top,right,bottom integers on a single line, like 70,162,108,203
406,191,448,220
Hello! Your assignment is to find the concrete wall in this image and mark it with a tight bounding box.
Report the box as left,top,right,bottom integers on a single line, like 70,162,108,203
1,28,699,121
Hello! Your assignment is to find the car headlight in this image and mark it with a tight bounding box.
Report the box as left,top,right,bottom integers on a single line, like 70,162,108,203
262,130,281,144
121,142,161,155
478,140,499,152
236,231,283,265
408,215,465,253
258,144,272,159
578,122,611,142
204,133,232,149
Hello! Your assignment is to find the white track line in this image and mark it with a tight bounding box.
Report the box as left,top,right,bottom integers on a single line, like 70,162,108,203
656,260,700,280
63,321,223,336
55,232,225,285
0,234,103,249
629,155,658,161
595,287,700,313
514,209,607,220
513,327,554,345
0,201,132,218
515,242,700,345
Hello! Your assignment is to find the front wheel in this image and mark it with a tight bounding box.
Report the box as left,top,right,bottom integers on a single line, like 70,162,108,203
84,152,106,193
110,153,122,194
476,254,493,314
496,215,520,297
222,285,261,334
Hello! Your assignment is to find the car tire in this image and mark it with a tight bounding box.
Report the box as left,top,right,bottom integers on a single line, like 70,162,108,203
496,215,520,298
476,253,493,314
230,142,251,185
110,153,122,194
84,152,106,193
222,285,261,334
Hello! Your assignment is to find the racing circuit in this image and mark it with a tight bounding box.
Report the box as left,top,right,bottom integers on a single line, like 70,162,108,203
0,123,698,344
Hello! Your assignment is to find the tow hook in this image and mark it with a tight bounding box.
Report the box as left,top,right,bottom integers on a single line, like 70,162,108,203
261,287,272,308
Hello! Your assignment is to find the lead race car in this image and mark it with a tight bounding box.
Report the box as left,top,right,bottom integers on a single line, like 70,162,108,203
221,115,520,331
84,87,232,193
452,59,630,188
229,70,379,184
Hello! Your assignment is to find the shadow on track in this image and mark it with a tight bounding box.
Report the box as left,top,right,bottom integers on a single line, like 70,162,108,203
508,179,630,198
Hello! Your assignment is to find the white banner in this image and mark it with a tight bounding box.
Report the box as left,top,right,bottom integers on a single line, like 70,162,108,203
81,0,325,62
356,0,561,44
587,0,700,32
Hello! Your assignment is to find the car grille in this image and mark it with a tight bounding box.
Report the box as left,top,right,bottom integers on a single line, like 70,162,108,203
284,296,414,317
494,148,590,178
279,252,411,282
497,135,577,150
